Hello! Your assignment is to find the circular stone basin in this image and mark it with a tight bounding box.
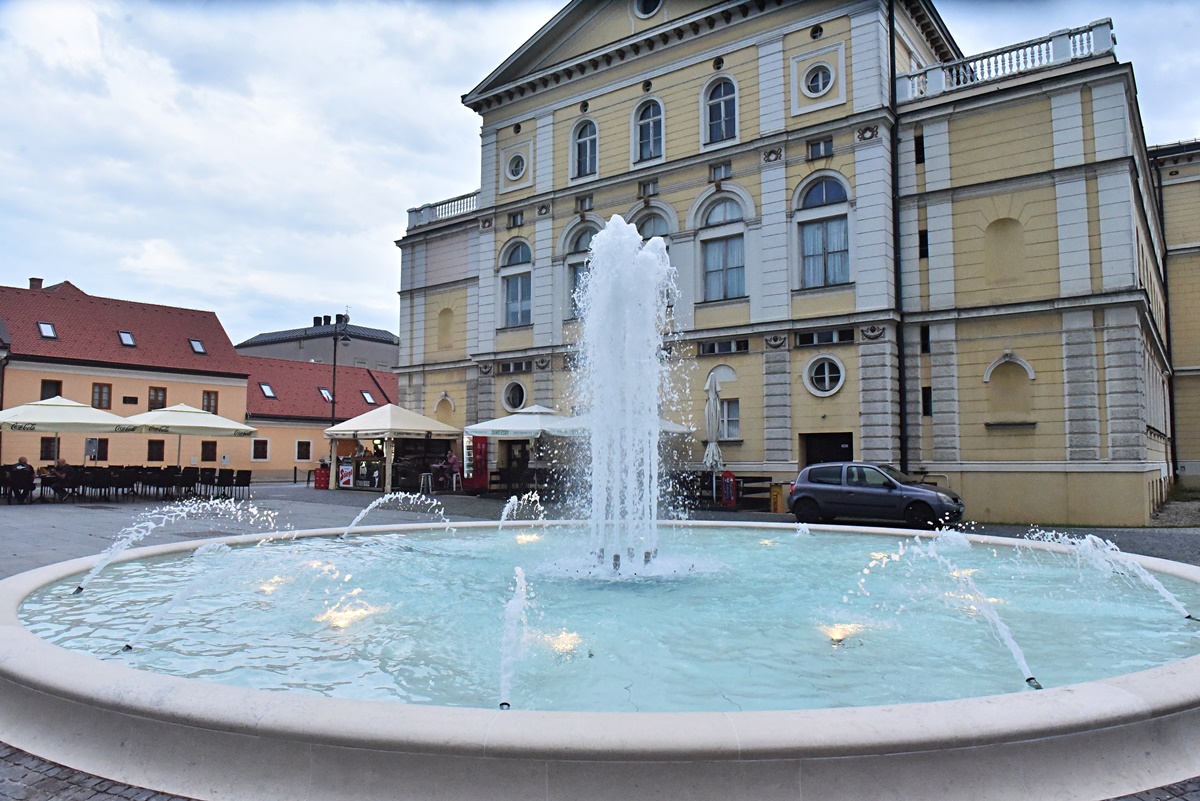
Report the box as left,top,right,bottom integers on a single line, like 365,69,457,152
3,521,1200,801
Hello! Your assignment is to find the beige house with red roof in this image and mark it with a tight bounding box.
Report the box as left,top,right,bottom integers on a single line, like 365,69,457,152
242,355,395,481
0,278,252,469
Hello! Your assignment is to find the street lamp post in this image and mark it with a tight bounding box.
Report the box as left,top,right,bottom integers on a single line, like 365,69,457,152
328,314,351,490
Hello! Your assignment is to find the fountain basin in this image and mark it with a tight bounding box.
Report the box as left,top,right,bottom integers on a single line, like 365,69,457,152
3,522,1200,800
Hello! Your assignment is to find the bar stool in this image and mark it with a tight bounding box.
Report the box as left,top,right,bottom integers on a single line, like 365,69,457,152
419,472,434,495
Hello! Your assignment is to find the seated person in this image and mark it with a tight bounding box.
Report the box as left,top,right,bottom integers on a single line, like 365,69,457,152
49,458,74,500
8,457,35,504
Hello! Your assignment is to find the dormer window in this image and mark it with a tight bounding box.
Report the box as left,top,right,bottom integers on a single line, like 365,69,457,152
38,322,57,339
361,390,377,405
259,383,277,399
319,387,333,402
119,330,136,346
189,339,207,354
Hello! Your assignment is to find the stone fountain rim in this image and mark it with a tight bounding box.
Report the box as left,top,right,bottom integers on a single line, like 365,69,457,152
4,521,1200,801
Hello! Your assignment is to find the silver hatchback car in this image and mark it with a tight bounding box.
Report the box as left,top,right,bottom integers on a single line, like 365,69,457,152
787,462,964,528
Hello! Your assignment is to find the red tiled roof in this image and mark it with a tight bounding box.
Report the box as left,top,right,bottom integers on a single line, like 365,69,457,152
0,281,246,376
243,355,395,423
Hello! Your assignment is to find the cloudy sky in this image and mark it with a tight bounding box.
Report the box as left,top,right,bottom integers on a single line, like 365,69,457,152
1,0,1195,346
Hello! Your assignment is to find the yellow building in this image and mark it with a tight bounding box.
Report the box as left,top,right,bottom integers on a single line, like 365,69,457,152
397,0,1178,526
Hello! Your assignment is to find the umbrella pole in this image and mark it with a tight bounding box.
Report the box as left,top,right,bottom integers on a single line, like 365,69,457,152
384,438,394,496
176,434,183,469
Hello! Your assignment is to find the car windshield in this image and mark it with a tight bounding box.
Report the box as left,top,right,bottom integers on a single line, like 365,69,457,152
878,464,919,484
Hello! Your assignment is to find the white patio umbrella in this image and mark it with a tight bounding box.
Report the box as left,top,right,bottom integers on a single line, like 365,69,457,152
462,405,564,438
325,404,460,494
0,396,127,461
122,403,256,468
541,414,692,437
703,372,725,501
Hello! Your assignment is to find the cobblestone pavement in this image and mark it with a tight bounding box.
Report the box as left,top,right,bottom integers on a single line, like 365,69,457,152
4,485,1200,800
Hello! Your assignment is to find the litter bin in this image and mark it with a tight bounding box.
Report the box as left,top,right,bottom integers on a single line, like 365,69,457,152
770,484,786,514
313,466,330,490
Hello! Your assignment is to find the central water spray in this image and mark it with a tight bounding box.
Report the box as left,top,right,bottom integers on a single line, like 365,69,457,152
575,215,676,571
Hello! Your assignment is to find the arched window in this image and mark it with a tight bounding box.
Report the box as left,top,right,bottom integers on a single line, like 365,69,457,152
567,226,597,319
573,120,597,178
706,79,736,144
500,241,532,328
797,177,850,288
635,100,663,162
701,198,745,301
637,213,669,241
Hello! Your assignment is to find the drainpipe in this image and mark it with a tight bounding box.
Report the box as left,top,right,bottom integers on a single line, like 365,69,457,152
889,0,909,473
1153,157,1180,484
0,342,7,461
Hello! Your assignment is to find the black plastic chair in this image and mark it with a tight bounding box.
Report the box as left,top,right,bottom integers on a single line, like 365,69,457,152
233,470,252,500
214,469,234,498
197,468,217,497
176,466,200,496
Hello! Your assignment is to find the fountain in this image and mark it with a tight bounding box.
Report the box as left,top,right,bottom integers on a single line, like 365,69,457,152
4,217,1200,800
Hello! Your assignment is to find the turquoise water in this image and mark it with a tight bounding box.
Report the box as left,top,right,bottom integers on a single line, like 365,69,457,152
20,524,1200,712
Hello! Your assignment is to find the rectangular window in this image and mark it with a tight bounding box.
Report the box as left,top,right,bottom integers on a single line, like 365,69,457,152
719,399,740,440
507,211,524,228
94,438,109,462
796,328,855,347
922,385,933,417
296,440,313,461
702,235,745,301
807,138,834,159
40,436,57,461
361,390,377,405
38,321,57,339
189,339,207,354
40,379,63,400
638,178,659,198
147,439,165,462
918,228,929,260
202,391,219,414
914,134,926,165
709,161,732,182
699,339,749,355
122,395,139,405
319,387,333,403
118,330,136,347
920,324,931,354
259,383,277,399
800,217,850,287
251,439,269,461
575,194,593,212
91,383,112,409
503,273,532,327
498,360,532,374
200,441,217,462
148,387,167,410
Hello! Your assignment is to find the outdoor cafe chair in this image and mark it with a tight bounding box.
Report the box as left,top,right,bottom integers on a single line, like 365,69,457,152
233,470,251,500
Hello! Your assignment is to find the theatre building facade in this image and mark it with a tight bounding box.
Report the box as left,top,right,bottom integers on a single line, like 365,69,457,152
396,0,1181,526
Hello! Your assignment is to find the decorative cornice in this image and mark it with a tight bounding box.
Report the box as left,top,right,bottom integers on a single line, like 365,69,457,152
463,0,791,113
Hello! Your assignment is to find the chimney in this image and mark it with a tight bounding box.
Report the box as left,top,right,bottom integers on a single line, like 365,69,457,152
29,277,43,290
335,313,346,326
313,315,322,327
323,315,331,326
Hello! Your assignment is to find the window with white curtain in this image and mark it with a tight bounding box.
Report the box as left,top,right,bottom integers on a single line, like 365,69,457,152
706,79,737,144
573,120,597,178
798,177,850,288
700,198,745,301
635,100,663,162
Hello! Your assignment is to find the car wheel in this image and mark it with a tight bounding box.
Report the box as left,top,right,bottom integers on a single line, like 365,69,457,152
904,501,935,529
793,498,821,524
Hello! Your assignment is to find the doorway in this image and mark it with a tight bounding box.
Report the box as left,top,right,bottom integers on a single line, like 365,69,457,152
801,432,853,467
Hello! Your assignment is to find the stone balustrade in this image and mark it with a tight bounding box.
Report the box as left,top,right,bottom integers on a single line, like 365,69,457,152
406,190,479,229
897,19,1114,103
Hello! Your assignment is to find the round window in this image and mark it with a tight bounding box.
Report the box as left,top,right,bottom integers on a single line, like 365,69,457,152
635,0,663,18
803,356,844,397
502,381,526,411
803,64,834,98
507,154,526,180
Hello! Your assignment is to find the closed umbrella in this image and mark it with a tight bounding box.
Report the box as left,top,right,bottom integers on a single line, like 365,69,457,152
0,396,126,461
703,372,724,501
122,404,256,468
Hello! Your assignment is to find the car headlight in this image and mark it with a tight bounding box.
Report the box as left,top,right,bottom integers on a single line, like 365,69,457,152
936,492,956,504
